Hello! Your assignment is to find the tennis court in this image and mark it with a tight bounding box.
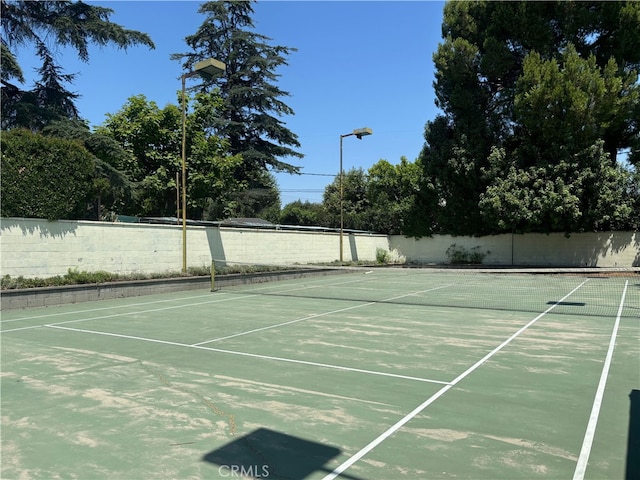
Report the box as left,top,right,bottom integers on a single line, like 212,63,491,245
1,268,638,479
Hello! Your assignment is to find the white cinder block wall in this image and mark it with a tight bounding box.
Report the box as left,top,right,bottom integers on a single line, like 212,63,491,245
0,218,389,278
0,218,637,278
389,232,639,267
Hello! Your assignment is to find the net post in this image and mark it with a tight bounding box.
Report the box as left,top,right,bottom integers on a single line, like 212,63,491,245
211,260,215,292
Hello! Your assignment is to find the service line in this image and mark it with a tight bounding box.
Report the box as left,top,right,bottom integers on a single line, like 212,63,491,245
44,324,450,385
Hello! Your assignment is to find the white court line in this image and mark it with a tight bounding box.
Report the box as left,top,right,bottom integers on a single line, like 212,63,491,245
572,280,629,480
321,279,589,480
0,292,215,323
192,284,452,346
221,270,385,297
1,294,256,333
0,269,371,325
44,324,450,385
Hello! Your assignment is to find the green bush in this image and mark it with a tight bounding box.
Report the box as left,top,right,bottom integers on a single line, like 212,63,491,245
376,248,390,264
445,244,489,265
1,129,94,220
0,264,288,290
1,268,207,290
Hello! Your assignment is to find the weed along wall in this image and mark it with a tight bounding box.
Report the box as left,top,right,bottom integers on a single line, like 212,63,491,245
0,218,637,279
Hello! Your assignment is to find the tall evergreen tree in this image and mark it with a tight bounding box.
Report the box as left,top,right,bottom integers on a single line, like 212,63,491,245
1,0,154,130
172,0,303,181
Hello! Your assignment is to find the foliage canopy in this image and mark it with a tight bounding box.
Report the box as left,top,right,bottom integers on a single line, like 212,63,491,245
172,0,302,177
413,0,640,236
1,129,94,220
1,0,154,130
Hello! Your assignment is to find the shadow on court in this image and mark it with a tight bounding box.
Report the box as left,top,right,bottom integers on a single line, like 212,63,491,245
627,390,640,480
202,428,364,480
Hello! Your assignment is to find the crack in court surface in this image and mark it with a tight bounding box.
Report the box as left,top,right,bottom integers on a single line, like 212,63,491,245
138,361,237,436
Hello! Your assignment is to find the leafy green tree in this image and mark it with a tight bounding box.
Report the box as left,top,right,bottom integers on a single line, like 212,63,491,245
323,168,371,231
2,45,80,131
417,0,640,236
97,93,242,219
321,159,423,234
41,119,134,219
188,93,244,221
1,129,94,220
96,95,182,216
478,45,638,233
280,200,326,226
206,170,281,221
172,0,303,212
515,46,636,164
367,158,421,234
478,143,639,233
1,0,155,130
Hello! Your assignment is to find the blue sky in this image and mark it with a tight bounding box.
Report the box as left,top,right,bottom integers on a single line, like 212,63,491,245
14,0,445,205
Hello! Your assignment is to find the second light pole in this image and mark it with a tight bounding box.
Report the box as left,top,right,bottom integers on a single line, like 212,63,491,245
180,58,226,273
339,127,373,262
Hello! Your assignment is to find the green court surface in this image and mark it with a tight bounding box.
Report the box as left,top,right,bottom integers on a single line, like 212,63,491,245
1,269,638,479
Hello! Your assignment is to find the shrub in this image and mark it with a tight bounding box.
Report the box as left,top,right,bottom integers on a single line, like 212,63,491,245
376,248,390,264
446,244,489,265
1,129,94,220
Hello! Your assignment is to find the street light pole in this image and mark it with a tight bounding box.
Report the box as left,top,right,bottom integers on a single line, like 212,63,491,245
339,127,373,263
180,58,225,273
181,73,189,272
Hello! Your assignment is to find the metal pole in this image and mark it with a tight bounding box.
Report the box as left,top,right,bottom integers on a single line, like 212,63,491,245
211,260,215,292
181,74,188,273
178,59,225,274
339,134,344,263
176,172,180,225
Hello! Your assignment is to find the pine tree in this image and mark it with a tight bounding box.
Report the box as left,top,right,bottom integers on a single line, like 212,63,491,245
173,0,303,179
1,0,154,130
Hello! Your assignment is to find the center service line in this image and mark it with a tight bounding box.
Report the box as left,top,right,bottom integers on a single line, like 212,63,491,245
193,284,452,346
321,279,589,480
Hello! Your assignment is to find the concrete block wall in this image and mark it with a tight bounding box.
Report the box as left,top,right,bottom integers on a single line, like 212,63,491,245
0,218,637,279
0,218,389,278
0,218,182,277
210,229,389,268
512,232,639,267
389,234,512,265
390,232,639,267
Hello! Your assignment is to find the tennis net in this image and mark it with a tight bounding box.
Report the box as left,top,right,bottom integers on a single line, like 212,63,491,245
210,261,638,319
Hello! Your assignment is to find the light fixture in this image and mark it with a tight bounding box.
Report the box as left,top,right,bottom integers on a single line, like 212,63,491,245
339,127,373,262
